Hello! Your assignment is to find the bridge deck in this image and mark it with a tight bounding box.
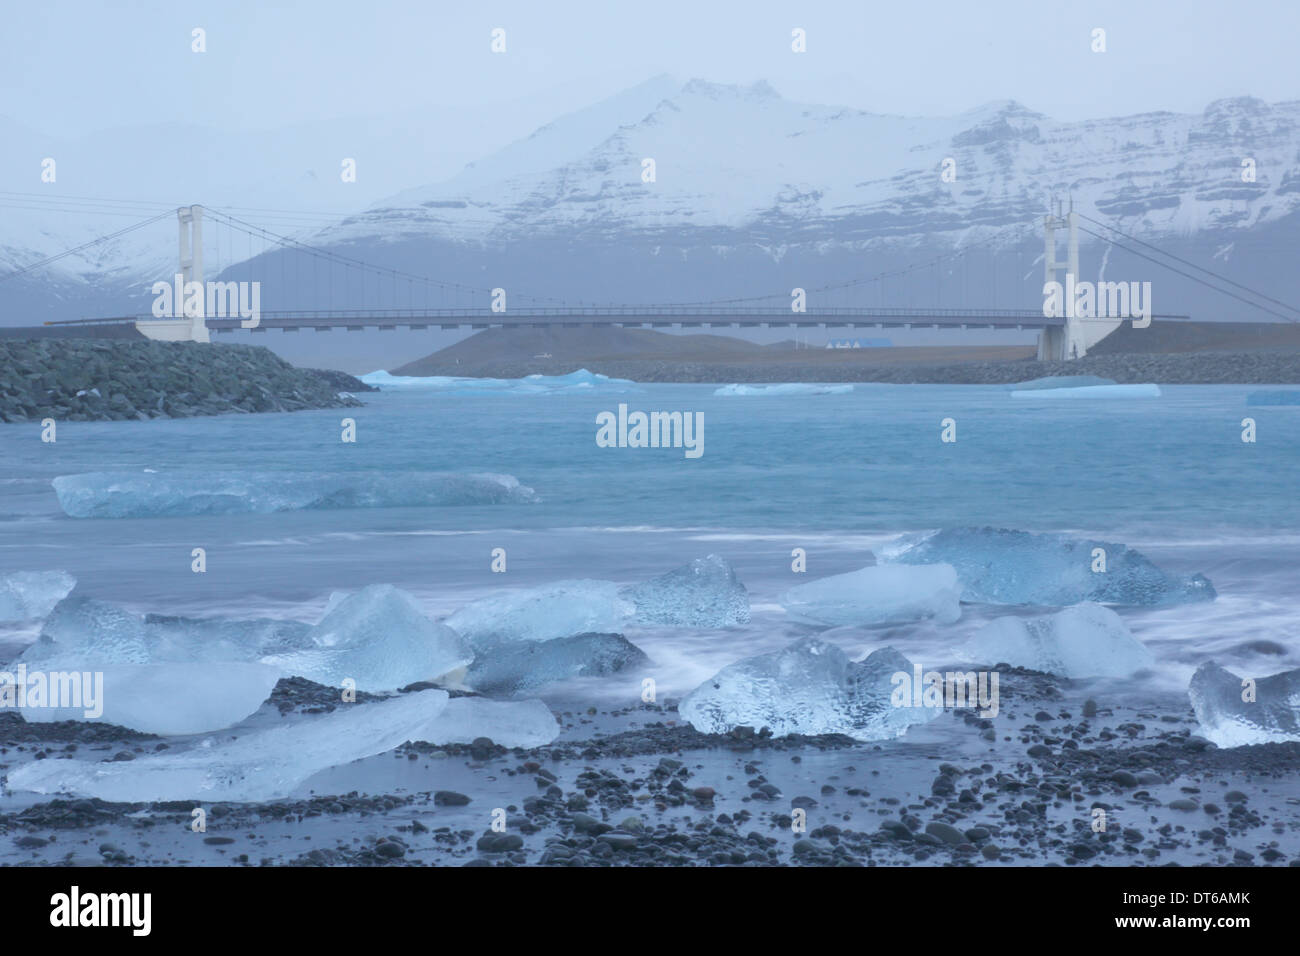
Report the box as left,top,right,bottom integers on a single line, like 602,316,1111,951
47,307,1196,333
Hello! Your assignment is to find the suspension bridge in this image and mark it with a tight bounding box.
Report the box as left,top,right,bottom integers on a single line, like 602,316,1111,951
6,196,1298,361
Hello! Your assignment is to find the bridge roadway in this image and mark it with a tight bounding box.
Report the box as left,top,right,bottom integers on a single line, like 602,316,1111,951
50,306,1186,334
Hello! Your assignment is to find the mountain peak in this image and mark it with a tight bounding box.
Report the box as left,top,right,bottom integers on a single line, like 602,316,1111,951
679,78,781,101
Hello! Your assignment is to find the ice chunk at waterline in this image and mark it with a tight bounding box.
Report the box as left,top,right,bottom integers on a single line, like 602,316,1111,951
1004,375,1117,391
619,554,750,627
260,585,471,691
714,383,853,396
1010,384,1160,398
446,580,633,644
52,470,536,518
7,689,452,803
0,571,76,622
465,632,650,695
680,638,938,740
418,696,559,748
21,596,154,665
780,563,960,626
886,527,1215,606
1189,661,1300,747
964,603,1153,678
21,596,314,667
14,662,282,735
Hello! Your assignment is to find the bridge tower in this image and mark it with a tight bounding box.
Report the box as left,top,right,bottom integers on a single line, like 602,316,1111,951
1037,199,1122,361
1037,202,1078,361
137,204,210,343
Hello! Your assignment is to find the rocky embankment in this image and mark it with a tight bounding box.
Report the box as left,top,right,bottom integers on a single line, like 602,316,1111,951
0,340,371,423
409,349,1300,385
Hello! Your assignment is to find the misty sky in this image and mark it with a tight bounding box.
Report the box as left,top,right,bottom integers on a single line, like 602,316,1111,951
4,0,1297,139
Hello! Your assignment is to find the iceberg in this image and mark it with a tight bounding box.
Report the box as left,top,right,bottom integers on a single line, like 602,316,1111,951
52,470,536,518
0,570,76,622
446,580,633,645
1189,661,1300,747
619,554,750,627
886,527,1215,606
780,563,960,627
963,603,1153,678
1010,384,1160,398
714,383,853,396
465,632,649,695
360,368,638,394
6,689,451,803
1005,375,1118,391
679,638,938,740
15,662,283,735
1245,391,1300,406
260,585,471,691
415,696,558,748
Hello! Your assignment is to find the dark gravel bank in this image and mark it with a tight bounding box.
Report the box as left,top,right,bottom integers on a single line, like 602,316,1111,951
411,350,1300,385
0,339,369,423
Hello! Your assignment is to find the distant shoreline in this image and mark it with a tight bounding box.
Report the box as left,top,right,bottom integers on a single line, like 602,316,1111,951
387,350,1300,386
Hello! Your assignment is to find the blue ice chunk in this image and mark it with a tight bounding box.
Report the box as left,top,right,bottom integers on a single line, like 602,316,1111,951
886,527,1215,606
680,638,938,740
1189,661,1300,747
620,554,750,627
780,563,960,626
964,603,1154,677
260,584,471,692
446,580,633,644
465,632,649,695
52,470,536,518
0,570,76,622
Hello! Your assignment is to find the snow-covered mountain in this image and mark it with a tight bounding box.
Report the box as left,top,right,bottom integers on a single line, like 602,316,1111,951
327,82,1299,241
5,77,1300,324
303,80,1300,317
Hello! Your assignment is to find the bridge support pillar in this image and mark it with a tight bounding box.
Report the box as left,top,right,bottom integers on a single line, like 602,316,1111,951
1037,205,1087,361
137,205,210,343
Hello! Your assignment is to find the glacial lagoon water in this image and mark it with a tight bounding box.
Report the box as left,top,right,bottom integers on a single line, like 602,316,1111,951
1,380,1298,750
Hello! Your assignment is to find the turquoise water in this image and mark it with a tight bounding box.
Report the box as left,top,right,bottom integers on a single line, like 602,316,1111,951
1,383,1298,698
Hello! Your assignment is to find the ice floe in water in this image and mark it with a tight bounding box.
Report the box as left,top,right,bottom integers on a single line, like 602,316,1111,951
886,527,1215,606
465,632,649,695
1189,661,1300,747
7,689,452,802
1245,391,1300,406
14,662,283,735
52,470,536,518
680,638,938,740
360,368,638,394
780,563,960,626
1010,384,1160,399
714,383,853,396
962,603,1154,678
0,570,76,622
446,580,633,645
259,585,471,692
618,554,750,627
1005,375,1117,391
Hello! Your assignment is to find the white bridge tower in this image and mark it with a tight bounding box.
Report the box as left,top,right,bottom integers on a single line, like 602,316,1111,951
1037,199,1121,361
136,204,211,343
